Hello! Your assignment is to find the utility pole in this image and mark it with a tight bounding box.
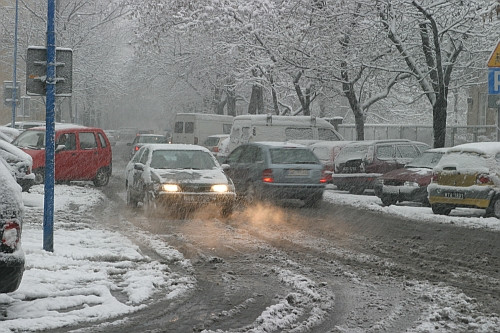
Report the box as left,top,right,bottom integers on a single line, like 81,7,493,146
11,0,19,128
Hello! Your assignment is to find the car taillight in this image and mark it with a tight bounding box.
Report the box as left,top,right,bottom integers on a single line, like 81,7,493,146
135,145,140,151
262,169,274,183
320,169,329,183
432,173,438,183
213,147,219,153
477,174,491,184
1,221,20,252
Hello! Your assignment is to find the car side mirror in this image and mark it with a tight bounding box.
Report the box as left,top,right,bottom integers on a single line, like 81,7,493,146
55,144,65,152
221,163,230,170
134,163,144,171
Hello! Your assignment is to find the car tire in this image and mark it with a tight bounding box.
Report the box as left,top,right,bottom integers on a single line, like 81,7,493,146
93,168,110,187
380,195,397,206
220,203,233,218
143,191,157,216
431,204,452,216
126,186,138,208
246,183,261,204
485,196,500,218
34,168,44,185
304,193,323,208
349,186,365,195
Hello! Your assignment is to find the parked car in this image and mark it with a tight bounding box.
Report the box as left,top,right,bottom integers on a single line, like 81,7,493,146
4,121,46,132
373,148,448,206
12,124,112,186
310,140,353,183
202,134,230,154
127,134,168,159
332,139,430,194
125,144,236,217
0,140,35,192
0,125,20,143
104,130,117,146
223,142,328,207
428,142,500,217
116,127,139,142
0,161,25,293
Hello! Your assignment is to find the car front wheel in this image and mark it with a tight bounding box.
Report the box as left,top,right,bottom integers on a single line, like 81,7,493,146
431,204,452,216
34,168,44,185
380,195,397,206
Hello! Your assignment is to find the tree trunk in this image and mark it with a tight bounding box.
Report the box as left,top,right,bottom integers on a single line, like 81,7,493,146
226,88,236,116
269,74,280,115
248,85,263,114
433,96,447,148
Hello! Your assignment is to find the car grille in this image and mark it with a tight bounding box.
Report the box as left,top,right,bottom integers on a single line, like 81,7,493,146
179,184,213,192
384,180,404,186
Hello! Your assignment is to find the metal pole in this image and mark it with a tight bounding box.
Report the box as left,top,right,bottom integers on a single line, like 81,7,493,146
11,0,19,127
43,0,56,252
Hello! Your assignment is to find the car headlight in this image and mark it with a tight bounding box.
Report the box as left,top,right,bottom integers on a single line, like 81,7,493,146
403,181,420,187
211,184,229,193
162,184,180,192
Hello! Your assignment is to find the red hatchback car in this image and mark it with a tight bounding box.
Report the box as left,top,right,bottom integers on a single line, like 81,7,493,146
12,124,112,186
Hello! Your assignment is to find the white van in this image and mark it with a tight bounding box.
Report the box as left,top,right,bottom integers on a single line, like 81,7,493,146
172,113,234,145
226,114,343,153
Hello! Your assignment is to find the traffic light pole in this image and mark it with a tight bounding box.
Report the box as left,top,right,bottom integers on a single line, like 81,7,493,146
43,0,56,252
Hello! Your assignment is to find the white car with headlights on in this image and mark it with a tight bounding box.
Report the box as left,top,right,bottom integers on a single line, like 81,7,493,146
125,144,236,217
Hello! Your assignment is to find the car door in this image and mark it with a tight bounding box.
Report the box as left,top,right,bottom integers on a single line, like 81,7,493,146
130,147,150,199
224,145,248,194
395,144,420,169
54,132,78,180
74,131,100,180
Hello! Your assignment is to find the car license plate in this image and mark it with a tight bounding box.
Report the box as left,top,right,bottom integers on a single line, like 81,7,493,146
184,196,200,202
288,169,308,176
444,192,464,199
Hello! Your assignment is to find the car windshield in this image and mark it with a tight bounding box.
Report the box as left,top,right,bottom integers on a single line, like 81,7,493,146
406,151,444,169
12,130,46,149
150,150,217,170
337,145,369,159
203,137,221,146
270,148,319,164
137,135,167,144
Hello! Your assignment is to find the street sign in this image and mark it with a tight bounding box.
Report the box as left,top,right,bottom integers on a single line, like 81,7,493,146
3,81,20,106
488,94,500,108
26,46,73,97
487,41,500,67
489,68,500,94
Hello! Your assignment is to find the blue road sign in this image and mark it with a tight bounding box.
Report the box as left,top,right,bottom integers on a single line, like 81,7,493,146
489,68,500,94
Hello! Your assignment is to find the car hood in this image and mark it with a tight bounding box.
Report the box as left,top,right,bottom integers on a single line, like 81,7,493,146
153,168,230,184
381,167,433,182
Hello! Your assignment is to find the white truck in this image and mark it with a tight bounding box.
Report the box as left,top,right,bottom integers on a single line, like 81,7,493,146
172,113,234,145
226,114,344,154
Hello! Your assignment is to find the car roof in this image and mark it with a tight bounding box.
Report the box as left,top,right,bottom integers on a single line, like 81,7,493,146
309,140,353,148
251,141,308,148
447,142,500,155
424,147,449,153
142,143,211,152
27,123,100,131
136,134,164,137
343,139,412,146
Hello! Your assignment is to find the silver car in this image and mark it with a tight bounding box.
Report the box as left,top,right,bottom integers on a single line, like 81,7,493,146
223,142,327,207
125,144,236,217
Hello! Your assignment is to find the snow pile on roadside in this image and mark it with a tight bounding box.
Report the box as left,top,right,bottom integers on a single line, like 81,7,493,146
323,190,500,231
0,184,193,333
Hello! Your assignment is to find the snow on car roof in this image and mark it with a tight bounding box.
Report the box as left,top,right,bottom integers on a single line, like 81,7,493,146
447,142,500,156
0,140,33,162
143,143,211,152
254,141,307,148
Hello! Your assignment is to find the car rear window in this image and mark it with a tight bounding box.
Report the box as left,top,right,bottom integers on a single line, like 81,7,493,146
270,148,319,164
138,136,167,144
